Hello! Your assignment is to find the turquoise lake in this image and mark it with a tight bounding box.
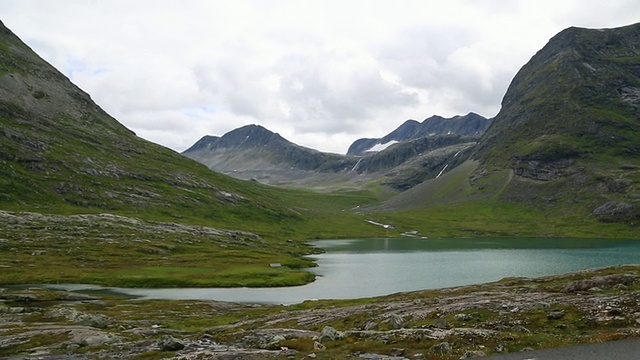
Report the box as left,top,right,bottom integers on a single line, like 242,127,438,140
54,237,640,304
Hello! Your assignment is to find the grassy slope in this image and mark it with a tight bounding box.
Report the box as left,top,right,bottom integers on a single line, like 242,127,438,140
364,160,638,239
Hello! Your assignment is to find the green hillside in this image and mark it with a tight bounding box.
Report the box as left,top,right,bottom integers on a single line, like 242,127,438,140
469,24,640,223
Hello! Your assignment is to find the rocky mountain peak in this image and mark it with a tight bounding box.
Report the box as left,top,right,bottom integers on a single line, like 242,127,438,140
474,23,640,165
184,124,286,153
347,112,491,156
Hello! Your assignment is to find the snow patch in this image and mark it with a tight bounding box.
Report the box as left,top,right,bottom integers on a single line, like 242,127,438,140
365,220,394,229
436,164,449,179
367,140,398,152
351,158,363,172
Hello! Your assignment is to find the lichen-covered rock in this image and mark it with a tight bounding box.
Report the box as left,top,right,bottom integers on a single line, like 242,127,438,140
75,313,109,329
460,350,486,358
430,342,452,354
158,335,185,351
563,274,637,292
591,201,636,222
319,326,344,342
389,314,405,329
454,313,473,321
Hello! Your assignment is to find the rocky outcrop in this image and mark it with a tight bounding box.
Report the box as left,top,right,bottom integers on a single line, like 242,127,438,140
591,201,637,222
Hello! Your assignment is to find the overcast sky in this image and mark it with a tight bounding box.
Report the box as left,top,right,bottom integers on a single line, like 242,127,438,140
2,1,638,154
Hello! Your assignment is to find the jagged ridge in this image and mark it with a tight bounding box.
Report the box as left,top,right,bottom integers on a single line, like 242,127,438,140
347,112,491,156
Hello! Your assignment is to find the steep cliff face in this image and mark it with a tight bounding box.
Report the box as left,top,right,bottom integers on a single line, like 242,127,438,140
470,23,640,222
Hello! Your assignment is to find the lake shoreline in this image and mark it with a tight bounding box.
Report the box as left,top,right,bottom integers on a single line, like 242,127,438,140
7,237,640,306
2,264,640,359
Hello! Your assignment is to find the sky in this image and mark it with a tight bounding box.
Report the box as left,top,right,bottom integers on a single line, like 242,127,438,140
1,1,638,154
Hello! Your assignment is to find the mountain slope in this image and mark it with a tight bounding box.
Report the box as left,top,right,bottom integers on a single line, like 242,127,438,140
380,23,640,223
347,112,491,155
0,20,300,231
474,23,640,222
474,24,640,165
183,124,358,185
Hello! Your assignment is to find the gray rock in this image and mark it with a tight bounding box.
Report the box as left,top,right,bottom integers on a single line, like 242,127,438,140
434,320,451,330
563,274,637,292
319,326,343,342
460,350,486,358
591,201,635,222
269,334,286,346
454,313,473,321
75,313,109,329
430,342,452,354
364,320,378,331
389,314,405,329
158,335,185,351
547,310,565,320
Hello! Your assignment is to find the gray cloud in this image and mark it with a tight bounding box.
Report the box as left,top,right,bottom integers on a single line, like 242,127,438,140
274,52,419,133
1,0,639,154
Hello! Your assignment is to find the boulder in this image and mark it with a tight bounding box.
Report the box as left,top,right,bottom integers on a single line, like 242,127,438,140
591,201,635,222
434,320,451,330
547,310,565,320
454,313,473,321
75,313,109,329
389,314,405,329
430,342,452,354
158,335,185,351
460,350,486,358
319,326,344,342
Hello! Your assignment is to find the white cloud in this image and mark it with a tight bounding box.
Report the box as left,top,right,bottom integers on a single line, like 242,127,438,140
1,0,639,153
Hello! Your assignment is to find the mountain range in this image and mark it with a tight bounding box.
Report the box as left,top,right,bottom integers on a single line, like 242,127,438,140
1,19,638,232
346,112,491,155
185,23,640,222
183,114,489,189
